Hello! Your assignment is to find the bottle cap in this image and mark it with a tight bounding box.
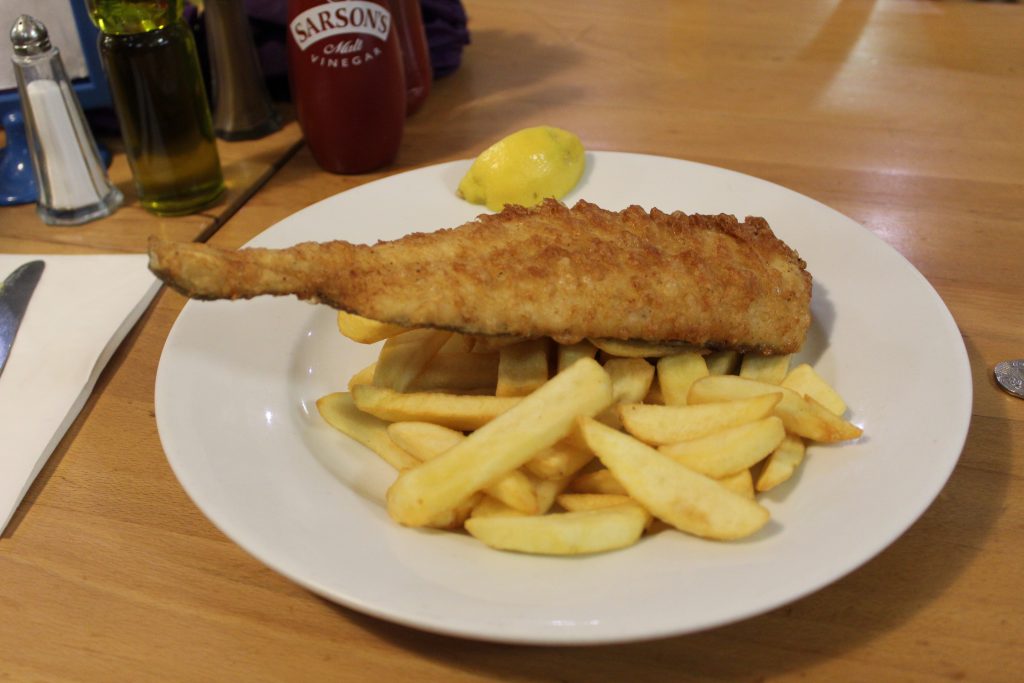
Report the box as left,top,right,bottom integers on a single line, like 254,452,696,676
10,15,52,56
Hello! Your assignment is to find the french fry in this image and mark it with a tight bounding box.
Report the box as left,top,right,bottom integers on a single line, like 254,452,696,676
464,503,648,555
556,340,597,373
688,375,862,443
496,339,550,396
644,377,665,404
556,493,634,512
315,395,479,528
315,392,419,470
716,469,755,499
557,493,656,532
488,468,548,515
470,495,523,518
525,438,594,480
688,375,782,405
756,433,807,492
590,338,705,358
373,328,452,391
439,333,476,354
705,350,740,375
429,493,483,530
362,355,496,394
409,352,499,392
470,335,527,353
595,357,656,429
385,421,464,458
336,311,409,343
605,358,655,403
807,395,862,441
657,416,786,478
532,472,574,514
739,353,792,384
618,393,781,445
781,364,847,416
352,385,521,430
472,472,573,518
347,361,377,390
387,422,539,514
579,418,770,540
656,351,709,405
326,307,863,553
386,358,613,527
316,393,480,529
567,468,628,496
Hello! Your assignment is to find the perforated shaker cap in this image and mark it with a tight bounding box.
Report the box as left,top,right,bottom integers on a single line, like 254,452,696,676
10,15,52,56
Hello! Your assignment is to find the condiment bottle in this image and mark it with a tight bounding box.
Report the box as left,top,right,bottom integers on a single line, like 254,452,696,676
286,0,406,173
391,0,432,115
87,0,224,215
10,15,123,225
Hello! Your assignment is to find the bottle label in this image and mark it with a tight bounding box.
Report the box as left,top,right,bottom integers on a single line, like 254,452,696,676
290,1,392,52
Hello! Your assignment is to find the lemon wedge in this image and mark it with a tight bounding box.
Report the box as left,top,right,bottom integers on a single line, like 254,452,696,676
457,126,585,212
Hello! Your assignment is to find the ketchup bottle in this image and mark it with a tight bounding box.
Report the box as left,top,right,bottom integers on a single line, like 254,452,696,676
287,0,406,173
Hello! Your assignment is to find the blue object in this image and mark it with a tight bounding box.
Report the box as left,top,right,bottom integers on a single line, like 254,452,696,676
0,109,37,206
0,100,113,207
0,6,114,206
68,0,113,110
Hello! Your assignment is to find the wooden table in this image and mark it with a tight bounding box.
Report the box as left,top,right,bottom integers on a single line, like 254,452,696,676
2,1,1023,679
0,117,304,254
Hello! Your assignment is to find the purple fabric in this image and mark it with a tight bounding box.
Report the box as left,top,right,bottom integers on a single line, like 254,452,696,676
244,0,288,25
420,0,470,78
243,0,289,83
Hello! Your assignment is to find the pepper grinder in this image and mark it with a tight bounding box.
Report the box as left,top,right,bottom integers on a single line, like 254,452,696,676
10,15,122,226
204,0,281,140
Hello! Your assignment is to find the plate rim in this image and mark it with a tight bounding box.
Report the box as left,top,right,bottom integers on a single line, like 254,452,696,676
154,151,972,645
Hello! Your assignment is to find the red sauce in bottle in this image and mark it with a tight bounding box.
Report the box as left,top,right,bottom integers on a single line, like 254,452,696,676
287,0,406,173
391,0,432,115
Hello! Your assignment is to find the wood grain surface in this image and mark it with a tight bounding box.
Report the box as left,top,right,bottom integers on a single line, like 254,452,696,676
0,120,303,254
1,1,1022,680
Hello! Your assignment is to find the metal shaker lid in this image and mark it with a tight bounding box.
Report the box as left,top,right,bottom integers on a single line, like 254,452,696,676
10,15,52,56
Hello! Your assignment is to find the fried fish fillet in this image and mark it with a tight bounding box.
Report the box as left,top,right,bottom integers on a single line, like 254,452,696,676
148,199,812,354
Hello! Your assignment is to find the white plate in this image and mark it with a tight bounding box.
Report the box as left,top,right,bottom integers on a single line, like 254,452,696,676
155,152,971,645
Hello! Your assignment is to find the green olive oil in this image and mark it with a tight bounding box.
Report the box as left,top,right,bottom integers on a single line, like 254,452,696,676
88,1,223,215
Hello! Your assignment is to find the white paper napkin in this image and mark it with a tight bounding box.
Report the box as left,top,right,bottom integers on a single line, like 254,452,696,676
0,254,160,534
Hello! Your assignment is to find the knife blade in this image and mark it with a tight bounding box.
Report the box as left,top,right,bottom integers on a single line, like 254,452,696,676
0,260,45,379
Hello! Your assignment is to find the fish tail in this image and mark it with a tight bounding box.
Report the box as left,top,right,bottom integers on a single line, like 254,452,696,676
147,236,356,304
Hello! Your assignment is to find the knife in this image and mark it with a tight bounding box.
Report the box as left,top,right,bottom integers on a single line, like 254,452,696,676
0,260,45,379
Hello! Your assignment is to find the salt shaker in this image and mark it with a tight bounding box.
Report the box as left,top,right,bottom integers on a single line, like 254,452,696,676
10,15,123,226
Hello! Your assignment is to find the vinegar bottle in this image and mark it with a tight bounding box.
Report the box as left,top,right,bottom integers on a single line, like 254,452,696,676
87,0,224,215
391,0,432,115
286,0,406,173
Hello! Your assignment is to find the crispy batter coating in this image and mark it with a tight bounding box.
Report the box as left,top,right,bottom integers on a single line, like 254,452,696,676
148,199,812,354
